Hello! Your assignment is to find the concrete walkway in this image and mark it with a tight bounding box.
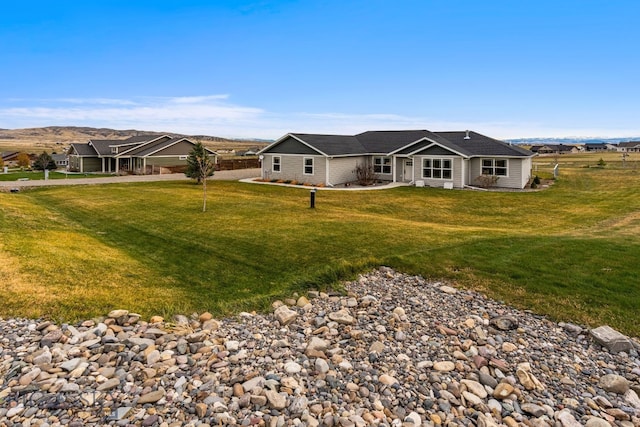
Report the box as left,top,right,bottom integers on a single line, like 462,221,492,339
0,169,261,190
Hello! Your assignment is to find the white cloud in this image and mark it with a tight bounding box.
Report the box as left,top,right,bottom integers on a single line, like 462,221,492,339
1,95,639,140
168,95,230,104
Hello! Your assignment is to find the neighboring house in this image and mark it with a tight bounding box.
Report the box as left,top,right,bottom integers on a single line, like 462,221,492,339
51,153,68,169
1,151,35,168
530,144,579,155
1,151,22,167
258,130,535,189
68,135,216,174
583,143,614,152
236,148,260,156
617,141,640,152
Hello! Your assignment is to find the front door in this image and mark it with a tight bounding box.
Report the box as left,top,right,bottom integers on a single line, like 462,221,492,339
403,159,413,182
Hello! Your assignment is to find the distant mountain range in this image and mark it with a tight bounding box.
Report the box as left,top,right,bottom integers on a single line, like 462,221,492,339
0,126,269,144
506,136,640,146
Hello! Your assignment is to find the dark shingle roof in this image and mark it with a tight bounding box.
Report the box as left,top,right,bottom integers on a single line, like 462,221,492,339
289,133,365,156
434,131,534,157
619,141,640,148
280,130,534,158
124,137,183,156
70,143,98,156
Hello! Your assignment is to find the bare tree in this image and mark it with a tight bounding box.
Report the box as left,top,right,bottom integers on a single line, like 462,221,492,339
354,160,377,186
185,142,216,212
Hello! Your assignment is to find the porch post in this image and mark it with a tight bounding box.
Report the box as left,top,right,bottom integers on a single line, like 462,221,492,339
392,156,396,182
325,157,331,186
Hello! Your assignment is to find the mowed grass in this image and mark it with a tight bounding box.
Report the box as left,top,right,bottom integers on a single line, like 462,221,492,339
1,153,639,335
0,170,112,181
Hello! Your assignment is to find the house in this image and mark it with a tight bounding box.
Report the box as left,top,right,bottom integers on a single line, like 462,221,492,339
51,153,68,169
530,144,579,155
1,151,35,168
617,141,640,153
583,143,614,152
68,135,216,174
1,151,20,167
258,130,535,189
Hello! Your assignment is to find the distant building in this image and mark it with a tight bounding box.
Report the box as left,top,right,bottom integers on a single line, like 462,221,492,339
529,144,579,155
583,143,616,152
617,141,640,152
1,151,19,167
68,134,217,174
51,153,68,168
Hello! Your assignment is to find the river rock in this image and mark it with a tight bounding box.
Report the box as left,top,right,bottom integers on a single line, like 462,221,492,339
274,305,298,325
0,268,638,427
599,374,630,394
590,325,634,353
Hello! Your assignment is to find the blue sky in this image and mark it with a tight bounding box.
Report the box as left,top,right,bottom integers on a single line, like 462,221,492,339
1,0,638,140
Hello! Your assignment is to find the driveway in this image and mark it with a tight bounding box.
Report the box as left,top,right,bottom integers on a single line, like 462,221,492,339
0,169,261,190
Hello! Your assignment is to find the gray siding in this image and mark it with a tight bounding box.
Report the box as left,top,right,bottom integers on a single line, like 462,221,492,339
328,157,364,185
469,157,529,189
414,156,463,188
262,154,327,184
265,137,320,155
146,157,189,167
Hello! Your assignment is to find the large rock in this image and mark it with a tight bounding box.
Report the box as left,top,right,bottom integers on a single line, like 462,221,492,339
490,316,519,331
598,374,630,394
274,305,298,325
590,325,634,353
328,309,356,325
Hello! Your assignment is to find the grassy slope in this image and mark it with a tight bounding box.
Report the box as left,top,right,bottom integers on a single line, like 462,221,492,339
1,155,639,335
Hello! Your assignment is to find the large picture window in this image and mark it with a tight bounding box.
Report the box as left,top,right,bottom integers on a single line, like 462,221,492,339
422,158,452,179
482,158,508,176
303,157,314,175
272,156,281,172
373,156,391,174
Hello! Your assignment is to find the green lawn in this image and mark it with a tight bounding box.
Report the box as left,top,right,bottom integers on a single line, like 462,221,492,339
1,155,639,336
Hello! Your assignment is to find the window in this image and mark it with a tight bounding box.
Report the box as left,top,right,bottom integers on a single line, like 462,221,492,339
272,156,281,172
481,158,508,176
373,156,391,174
179,155,188,160
111,147,118,154
422,158,452,179
303,157,314,175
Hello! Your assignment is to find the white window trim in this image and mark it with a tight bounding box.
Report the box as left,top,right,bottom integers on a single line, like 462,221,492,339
303,157,314,175
272,156,281,172
421,157,453,180
373,156,392,175
481,158,509,177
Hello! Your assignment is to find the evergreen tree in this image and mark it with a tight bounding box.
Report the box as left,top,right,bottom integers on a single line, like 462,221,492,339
33,152,57,171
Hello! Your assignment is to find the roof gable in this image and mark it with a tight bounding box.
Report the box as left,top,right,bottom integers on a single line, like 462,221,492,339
259,134,330,156
70,143,98,156
412,143,465,157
